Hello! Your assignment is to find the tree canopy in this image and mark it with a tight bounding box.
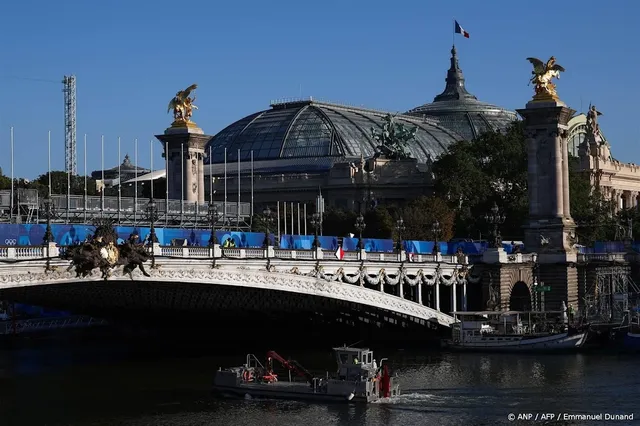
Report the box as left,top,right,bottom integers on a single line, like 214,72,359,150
431,121,611,244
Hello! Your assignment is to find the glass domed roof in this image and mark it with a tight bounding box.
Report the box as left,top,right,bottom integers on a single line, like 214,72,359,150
205,100,463,173
405,46,517,141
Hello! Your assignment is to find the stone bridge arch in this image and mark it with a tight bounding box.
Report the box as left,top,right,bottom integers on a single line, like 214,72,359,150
497,265,535,311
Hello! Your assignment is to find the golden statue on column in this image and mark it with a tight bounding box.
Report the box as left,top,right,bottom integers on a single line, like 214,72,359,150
526,57,565,102
167,83,198,127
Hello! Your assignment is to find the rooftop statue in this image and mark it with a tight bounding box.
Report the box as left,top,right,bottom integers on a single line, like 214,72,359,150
526,57,565,101
371,114,416,160
168,84,198,126
586,104,602,135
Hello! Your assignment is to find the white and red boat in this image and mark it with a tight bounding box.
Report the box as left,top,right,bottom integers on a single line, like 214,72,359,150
212,346,400,403
443,311,588,352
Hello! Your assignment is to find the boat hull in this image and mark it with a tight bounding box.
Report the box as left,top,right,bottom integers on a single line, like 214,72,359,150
443,331,587,353
212,382,378,403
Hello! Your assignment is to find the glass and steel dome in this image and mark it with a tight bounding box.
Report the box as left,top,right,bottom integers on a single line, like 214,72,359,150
205,100,463,173
405,46,518,141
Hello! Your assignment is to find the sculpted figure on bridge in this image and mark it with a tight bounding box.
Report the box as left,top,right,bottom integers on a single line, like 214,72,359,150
61,222,151,280
167,83,198,126
526,56,565,101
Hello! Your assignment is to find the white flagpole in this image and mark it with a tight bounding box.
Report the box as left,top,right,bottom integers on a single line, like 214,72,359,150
277,201,281,241
165,141,169,226
118,136,121,223
180,142,184,219
250,150,254,218
209,146,213,203
297,202,300,235
83,134,87,223
304,203,307,235
237,149,240,230
150,140,154,199
47,131,52,197
9,127,13,224
134,138,138,223
290,202,294,236
284,202,287,235
100,135,104,217
224,147,227,227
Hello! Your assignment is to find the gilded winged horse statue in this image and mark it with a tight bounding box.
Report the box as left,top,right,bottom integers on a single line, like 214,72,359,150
526,57,565,101
168,83,198,125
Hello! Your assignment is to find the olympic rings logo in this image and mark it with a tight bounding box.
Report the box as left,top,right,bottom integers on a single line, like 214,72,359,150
4,239,17,246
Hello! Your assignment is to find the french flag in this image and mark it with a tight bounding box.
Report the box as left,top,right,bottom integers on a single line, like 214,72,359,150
335,246,345,260
455,21,470,38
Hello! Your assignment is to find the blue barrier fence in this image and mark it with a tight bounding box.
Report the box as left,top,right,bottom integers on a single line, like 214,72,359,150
2,223,637,254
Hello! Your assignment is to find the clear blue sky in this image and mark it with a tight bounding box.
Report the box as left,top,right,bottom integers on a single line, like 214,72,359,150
0,0,637,179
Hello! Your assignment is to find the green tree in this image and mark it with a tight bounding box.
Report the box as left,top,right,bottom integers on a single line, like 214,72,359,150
400,196,455,241
362,206,395,239
432,121,607,242
432,122,527,239
322,208,357,237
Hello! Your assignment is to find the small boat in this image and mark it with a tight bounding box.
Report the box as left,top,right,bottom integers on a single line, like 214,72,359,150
212,346,400,403
442,311,588,352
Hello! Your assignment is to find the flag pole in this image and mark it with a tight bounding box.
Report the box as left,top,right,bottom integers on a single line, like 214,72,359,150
83,134,87,224
134,138,138,224
165,141,169,227
100,135,104,218
452,18,455,46
237,149,240,231
277,201,281,242
224,147,227,228
209,145,213,203
118,136,121,224
9,127,13,224
180,142,184,223
47,131,52,197
150,140,154,199
250,150,254,219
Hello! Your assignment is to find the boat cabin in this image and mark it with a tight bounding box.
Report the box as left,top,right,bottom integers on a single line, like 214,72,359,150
333,347,376,380
451,311,567,341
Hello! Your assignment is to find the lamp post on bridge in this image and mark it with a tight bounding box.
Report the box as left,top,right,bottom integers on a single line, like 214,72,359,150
207,202,219,246
354,214,366,250
146,199,159,268
42,196,56,272
262,207,274,248
395,217,405,252
484,202,506,248
310,213,321,249
431,220,441,254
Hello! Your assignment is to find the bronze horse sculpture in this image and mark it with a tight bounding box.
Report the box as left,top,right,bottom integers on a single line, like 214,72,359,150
61,221,151,280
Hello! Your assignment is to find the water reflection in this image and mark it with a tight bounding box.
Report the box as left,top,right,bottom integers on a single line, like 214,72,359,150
0,344,637,426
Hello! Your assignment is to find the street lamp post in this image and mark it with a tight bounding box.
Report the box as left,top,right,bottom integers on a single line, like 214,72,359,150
42,196,55,272
484,202,506,248
146,199,159,268
395,217,405,252
262,207,274,248
431,220,441,254
310,213,321,249
207,202,219,246
354,214,366,249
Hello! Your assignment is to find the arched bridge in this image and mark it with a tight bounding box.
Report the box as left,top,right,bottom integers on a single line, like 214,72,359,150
0,245,476,330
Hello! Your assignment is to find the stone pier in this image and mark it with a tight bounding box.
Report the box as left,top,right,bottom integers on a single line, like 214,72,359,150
156,125,212,204
518,98,579,310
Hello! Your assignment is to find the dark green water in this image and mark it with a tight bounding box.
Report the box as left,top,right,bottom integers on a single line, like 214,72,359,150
0,337,637,426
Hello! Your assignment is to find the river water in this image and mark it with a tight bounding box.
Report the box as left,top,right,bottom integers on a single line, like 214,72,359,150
0,337,637,426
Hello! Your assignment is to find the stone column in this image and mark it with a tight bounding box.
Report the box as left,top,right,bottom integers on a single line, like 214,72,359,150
451,285,457,313
198,153,205,204
155,126,212,203
527,133,539,217
417,283,422,305
435,282,440,312
554,133,564,217
562,136,571,218
462,282,467,311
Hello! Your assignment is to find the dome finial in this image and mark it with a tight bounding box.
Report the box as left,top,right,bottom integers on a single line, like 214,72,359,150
433,45,477,103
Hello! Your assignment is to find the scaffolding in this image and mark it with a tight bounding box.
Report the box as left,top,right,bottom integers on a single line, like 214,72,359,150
62,75,77,176
583,266,640,323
